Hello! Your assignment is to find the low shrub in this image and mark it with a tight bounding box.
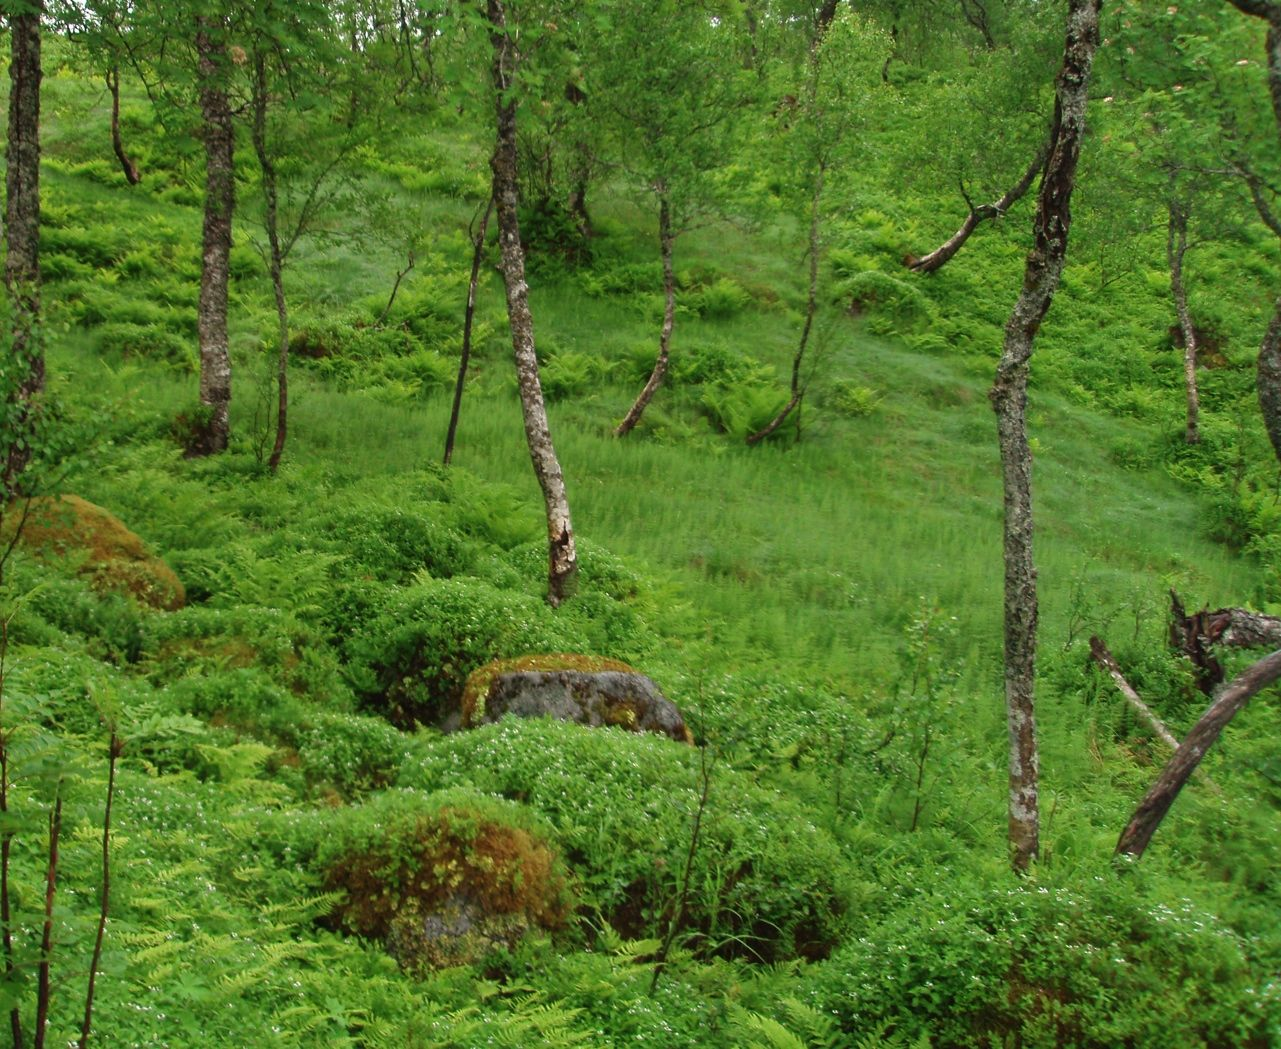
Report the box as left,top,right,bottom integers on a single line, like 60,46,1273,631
345,578,577,727
401,718,853,961
811,869,1274,1048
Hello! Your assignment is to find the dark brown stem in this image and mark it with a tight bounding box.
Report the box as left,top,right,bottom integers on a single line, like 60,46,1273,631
375,252,416,328
250,52,290,475
78,734,120,1049
33,788,61,1049
650,746,713,994
909,145,1045,274
444,196,494,467
615,194,676,437
1116,649,1281,857
748,163,824,446
106,65,140,185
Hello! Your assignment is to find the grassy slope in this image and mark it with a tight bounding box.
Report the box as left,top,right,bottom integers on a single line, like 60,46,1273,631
10,54,1281,1047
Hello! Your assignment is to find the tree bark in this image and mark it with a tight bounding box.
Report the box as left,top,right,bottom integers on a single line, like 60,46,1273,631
191,15,234,458
106,64,140,185
615,193,676,438
444,194,493,467
989,0,1101,873
3,2,42,497
1168,590,1281,696
908,146,1045,274
487,0,578,606
250,52,288,474
1224,2,1281,464
1116,648,1281,858
748,163,824,446
1166,200,1200,445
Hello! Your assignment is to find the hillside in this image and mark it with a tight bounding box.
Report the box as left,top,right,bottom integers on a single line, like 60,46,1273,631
1,8,1280,1047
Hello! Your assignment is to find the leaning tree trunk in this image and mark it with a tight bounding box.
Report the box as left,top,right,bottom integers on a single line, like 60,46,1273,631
1167,200,1200,445
250,53,288,474
192,16,234,458
3,3,42,497
1116,649,1281,858
487,0,578,606
615,194,676,438
444,194,494,467
748,162,824,446
908,146,1045,275
989,0,1101,874
106,64,140,186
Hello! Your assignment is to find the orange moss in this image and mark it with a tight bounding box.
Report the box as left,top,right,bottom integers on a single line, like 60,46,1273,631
9,495,184,610
326,807,571,940
461,652,636,726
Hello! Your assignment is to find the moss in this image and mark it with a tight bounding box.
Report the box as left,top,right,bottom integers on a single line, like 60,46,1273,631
323,801,572,971
461,652,635,726
9,495,184,610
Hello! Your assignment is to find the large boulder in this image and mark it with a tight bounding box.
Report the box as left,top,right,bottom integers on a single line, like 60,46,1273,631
462,654,693,744
10,495,184,610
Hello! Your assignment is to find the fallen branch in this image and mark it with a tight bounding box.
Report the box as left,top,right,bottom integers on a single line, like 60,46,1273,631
1089,636,1182,752
1168,589,1281,692
1116,648,1281,858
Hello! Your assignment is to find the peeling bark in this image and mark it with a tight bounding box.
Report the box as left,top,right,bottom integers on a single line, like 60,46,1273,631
191,15,234,458
106,64,140,185
615,194,675,438
3,3,42,496
488,0,578,606
908,146,1045,274
1116,649,1281,858
1166,201,1200,445
989,0,1101,873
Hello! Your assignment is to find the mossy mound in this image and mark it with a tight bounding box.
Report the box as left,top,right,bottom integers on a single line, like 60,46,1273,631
11,495,185,610
319,790,572,973
461,652,636,725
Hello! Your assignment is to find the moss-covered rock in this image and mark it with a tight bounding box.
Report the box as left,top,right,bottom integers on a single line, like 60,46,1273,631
10,494,184,610
462,653,693,743
318,790,572,973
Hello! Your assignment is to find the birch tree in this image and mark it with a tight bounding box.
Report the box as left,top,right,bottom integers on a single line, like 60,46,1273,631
485,0,578,605
990,0,1100,873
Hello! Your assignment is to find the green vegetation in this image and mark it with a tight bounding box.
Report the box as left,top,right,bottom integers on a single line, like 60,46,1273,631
0,3,1279,1046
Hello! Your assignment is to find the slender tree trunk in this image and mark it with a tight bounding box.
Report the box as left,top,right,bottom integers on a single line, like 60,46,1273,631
487,0,578,606
191,16,234,458
989,0,1101,873
908,147,1045,274
615,194,676,437
1224,2,1281,463
1166,201,1200,445
444,195,493,467
3,4,42,497
105,64,140,185
32,790,60,1049
815,0,840,40
959,0,998,49
1259,298,1281,465
250,53,288,474
748,164,824,446
1116,649,1281,857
